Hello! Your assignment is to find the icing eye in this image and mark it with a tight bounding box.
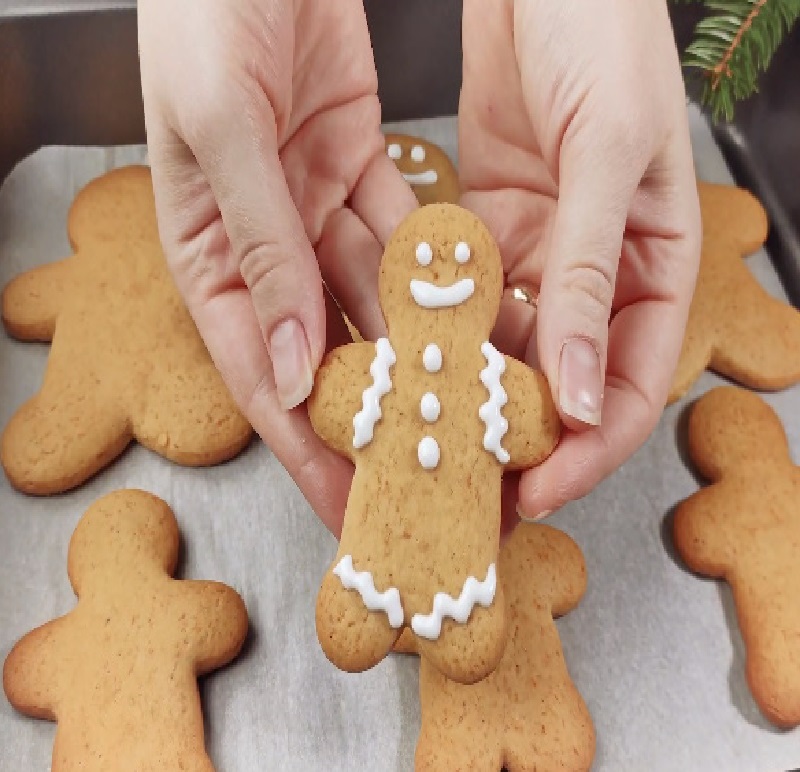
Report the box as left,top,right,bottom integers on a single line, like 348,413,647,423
454,242,471,264
416,241,433,266
411,145,426,163
387,143,402,160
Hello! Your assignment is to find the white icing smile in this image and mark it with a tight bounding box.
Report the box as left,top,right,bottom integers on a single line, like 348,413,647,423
410,278,475,309
402,170,438,186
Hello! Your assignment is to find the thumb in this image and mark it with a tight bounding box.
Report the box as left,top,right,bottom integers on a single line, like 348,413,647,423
537,125,648,428
190,91,325,412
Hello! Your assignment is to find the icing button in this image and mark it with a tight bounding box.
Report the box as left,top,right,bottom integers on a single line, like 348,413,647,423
423,343,442,373
420,392,440,423
418,436,440,470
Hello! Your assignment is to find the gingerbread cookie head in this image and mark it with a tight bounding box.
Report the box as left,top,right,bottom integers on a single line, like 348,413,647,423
379,203,504,347
385,134,460,206
67,487,180,597
674,386,800,728
67,165,160,248
686,385,790,482
308,203,560,685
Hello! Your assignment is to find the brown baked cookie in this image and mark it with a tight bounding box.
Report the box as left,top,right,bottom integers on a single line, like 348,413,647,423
402,522,595,771
2,489,249,770
673,386,800,728
385,134,460,205
1,166,253,495
308,203,561,685
668,182,800,403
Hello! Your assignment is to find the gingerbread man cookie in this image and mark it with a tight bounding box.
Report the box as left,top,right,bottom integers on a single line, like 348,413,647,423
1,165,253,495
3,489,249,770
673,386,800,728
401,523,595,771
668,182,800,403
308,203,561,684
385,134,460,206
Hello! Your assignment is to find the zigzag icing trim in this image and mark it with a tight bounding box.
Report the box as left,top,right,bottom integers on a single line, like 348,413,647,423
410,563,497,640
333,555,404,628
352,337,396,449
478,341,510,464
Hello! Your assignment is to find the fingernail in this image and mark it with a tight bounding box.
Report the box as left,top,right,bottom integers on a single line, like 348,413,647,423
269,318,313,410
516,505,552,523
558,338,602,426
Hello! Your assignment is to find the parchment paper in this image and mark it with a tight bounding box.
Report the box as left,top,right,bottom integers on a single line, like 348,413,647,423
1,106,799,772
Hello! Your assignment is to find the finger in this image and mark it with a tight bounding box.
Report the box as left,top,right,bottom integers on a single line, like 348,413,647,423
317,208,387,341
536,121,651,430
517,293,689,518
192,280,354,536
350,148,419,244
188,87,327,412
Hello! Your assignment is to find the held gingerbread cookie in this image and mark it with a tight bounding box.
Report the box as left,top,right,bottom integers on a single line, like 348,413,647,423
668,182,800,403
404,523,595,772
673,386,800,728
2,489,249,770
1,165,253,495
308,203,561,684
385,134,460,205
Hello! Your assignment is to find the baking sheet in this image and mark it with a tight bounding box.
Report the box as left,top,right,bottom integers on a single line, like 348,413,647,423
1,105,799,772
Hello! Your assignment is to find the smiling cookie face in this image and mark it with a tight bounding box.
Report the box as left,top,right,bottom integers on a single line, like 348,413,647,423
385,134,460,206
379,203,503,344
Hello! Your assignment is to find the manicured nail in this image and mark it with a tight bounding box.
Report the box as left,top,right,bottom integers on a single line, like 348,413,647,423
269,318,313,410
558,338,602,426
516,505,552,523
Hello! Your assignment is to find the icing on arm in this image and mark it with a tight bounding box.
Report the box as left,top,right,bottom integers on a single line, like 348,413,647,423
307,341,378,461
479,341,510,464
489,353,561,471
353,338,397,449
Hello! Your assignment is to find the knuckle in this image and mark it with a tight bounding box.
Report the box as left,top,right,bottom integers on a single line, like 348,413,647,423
239,240,292,297
557,262,615,325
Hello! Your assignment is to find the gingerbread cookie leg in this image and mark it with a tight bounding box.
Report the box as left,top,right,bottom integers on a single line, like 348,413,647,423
2,384,131,495
1,257,75,340
134,359,252,466
413,583,508,686
316,558,403,673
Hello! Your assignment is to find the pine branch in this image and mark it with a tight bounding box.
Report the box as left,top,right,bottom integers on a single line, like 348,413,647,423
679,0,800,121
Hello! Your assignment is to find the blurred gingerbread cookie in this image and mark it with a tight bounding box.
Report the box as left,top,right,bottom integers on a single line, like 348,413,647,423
3,489,249,769
668,182,800,403
402,522,595,771
1,166,253,495
674,386,800,728
385,134,460,205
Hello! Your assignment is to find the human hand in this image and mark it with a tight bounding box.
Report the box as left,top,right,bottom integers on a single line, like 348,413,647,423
138,0,417,534
460,0,702,523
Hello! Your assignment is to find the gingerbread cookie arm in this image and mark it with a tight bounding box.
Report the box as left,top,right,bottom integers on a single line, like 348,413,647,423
134,358,253,466
496,357,560,472
673,484,739,578
1,382,132,495
3,619,67,720
1,257,77,341
307,341,383,462
179,581,249,675
712,288,800,393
